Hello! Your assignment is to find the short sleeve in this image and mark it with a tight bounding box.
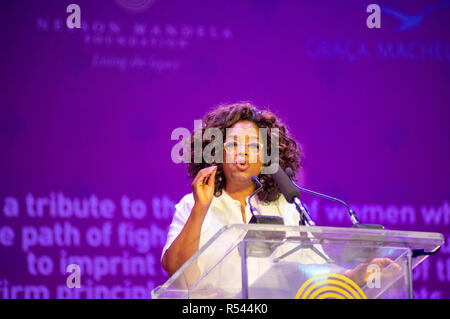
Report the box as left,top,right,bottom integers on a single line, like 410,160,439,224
161,193,195,262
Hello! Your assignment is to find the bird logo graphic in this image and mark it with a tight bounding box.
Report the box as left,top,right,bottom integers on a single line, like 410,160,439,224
381,0,450,31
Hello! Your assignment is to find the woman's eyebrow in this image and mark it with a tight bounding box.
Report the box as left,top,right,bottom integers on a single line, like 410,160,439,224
226,134,259,140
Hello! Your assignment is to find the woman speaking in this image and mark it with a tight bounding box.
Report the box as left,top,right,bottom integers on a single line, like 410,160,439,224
162,102,302,277
160,102,399,295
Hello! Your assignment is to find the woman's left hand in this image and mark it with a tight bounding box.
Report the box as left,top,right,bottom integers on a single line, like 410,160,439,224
343,257,403,287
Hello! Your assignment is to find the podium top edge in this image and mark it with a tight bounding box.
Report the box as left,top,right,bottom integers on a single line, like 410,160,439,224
225,223,444,242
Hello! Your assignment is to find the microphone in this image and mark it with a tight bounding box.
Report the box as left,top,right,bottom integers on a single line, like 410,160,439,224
272,167,315,226
241,175,285,258
285,168,383,229
246,175,284,225
247,175,263,217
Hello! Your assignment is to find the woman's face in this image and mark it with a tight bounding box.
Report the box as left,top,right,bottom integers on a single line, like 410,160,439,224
222,121,264,187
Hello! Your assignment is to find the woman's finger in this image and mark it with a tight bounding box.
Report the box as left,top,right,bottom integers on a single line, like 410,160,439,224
192,166,214,183
193,166,217,185
204,166,217,186
201,166,217,186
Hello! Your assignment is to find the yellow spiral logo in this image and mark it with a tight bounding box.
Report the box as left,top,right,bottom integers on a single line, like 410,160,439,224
295,273,367,299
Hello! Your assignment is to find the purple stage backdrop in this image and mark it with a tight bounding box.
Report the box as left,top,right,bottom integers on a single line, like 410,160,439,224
0,0,449,299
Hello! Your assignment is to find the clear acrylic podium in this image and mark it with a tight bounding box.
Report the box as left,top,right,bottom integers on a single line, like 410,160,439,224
152,224,443,299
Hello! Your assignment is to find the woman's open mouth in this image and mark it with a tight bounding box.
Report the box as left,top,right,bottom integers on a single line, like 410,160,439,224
235,156,249,171
235,162,249,171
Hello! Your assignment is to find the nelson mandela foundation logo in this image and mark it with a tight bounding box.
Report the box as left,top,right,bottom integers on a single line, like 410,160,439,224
35,4,233,72
114,0,155,13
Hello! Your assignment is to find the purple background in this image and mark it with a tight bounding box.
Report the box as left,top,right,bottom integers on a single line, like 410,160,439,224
0,0,449,298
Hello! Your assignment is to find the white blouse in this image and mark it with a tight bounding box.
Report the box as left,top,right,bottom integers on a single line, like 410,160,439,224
161,191,330,298
161,190,302,261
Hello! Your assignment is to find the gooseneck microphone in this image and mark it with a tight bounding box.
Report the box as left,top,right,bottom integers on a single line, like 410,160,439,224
284,167,361,225
272,167,315,226
247,175,263,217
246,175,284,225
242,175,285,258
285,168,384,229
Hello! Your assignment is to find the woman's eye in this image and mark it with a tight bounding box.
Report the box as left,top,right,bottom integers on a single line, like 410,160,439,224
225,141,238,149
248,143,260,149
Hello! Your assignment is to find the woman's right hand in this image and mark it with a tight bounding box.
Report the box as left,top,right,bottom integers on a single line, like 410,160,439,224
191,165,217,211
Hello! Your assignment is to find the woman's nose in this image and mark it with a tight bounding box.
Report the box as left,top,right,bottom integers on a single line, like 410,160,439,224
236,145,248,156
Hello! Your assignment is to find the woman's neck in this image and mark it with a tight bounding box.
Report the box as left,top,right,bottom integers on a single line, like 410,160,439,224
225,182,255,205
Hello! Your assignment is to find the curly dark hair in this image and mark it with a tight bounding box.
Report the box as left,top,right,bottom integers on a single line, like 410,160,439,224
187,102,302,203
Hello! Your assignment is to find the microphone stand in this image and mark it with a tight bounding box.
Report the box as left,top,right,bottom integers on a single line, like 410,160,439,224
292,197,315,226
